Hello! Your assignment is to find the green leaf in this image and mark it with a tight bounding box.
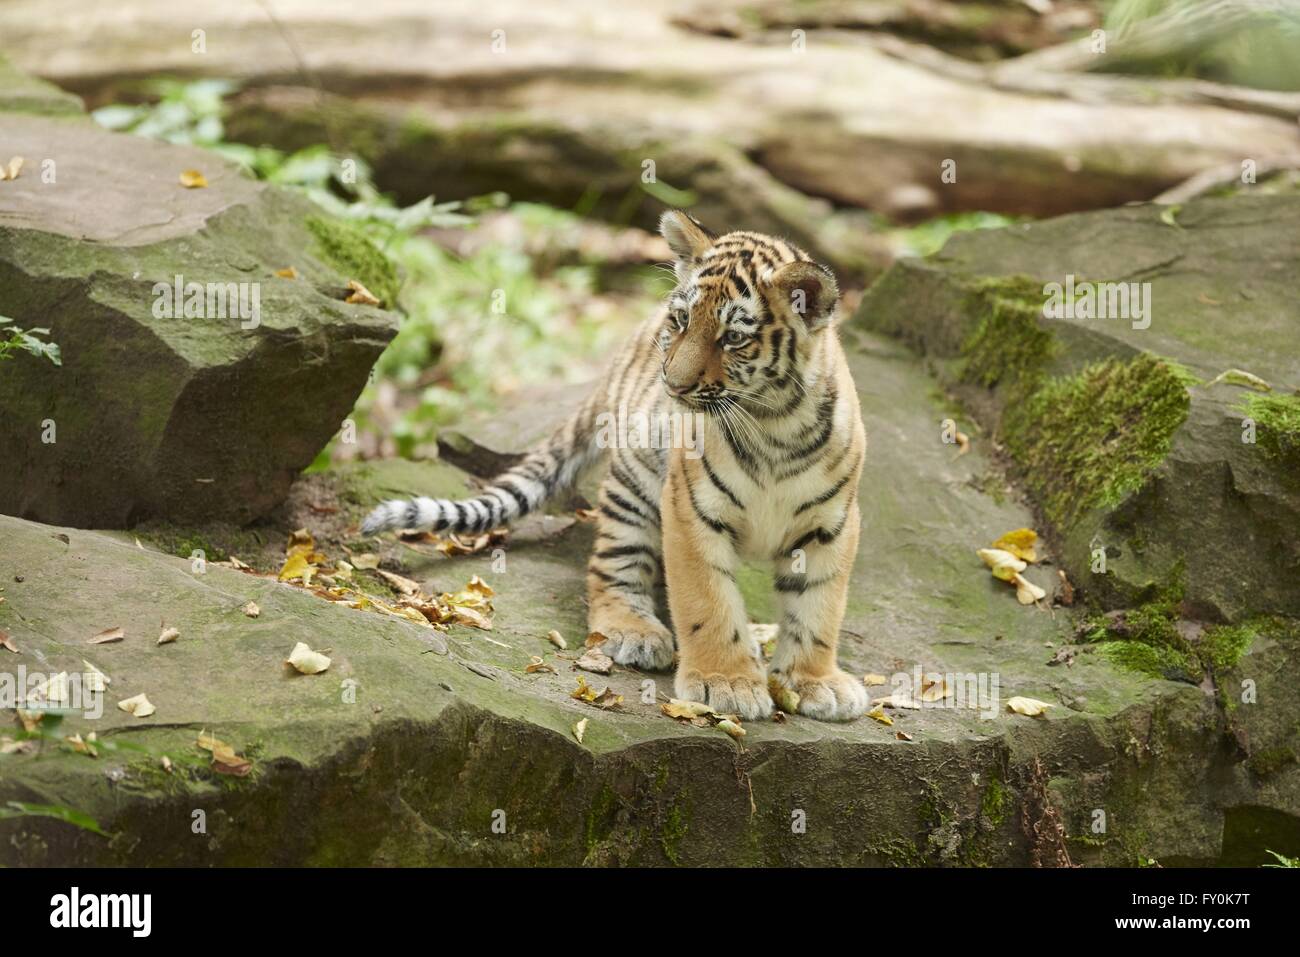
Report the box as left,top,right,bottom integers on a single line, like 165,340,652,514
0,801,109,837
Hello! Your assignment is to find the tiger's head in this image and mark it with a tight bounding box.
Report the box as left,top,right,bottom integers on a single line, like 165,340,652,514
656,210,840,415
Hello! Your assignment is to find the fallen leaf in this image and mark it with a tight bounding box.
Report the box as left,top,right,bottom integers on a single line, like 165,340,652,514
895,731,914,742
275,266,298,279
919,676,951,703
661,699,716,720
161,755,173,773
767,677,800,715
546,629,567,650
376,568,422,596
1007,696,1053,717
592,687,624,710
872,693,920,710
1207,368,1272,392
117,693,156,718
15,709,43,732
584,631,608,648
717,719,746,739
277,552,316,585
1055,569,1075,607
0,630,18,654
197,731,252,776
1,737,35,755
863,673,888,687
286,641,331,675
465,575,494,599
866,705,893,726
345,279,381,306
242,600,261,618
991,528,1038,563
575,648,614,675
81,659,110,692
953,430,971,458
179,168,208,188
65,733,98,758
573,718,588,743
350,553,380,570
157,626,180,646
1197,292,1222,306
88,626,124,645
1014,573,1047,605
977,547,1026,581
570,675,599,703
4,156,24,180
525,655,555,674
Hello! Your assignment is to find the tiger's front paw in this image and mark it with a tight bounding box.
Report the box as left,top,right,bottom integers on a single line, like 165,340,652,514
599,623,676,671
675,669,773,721
790,669,868,722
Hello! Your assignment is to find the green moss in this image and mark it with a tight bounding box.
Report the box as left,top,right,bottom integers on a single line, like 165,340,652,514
305,215,401,308
1247,744,1297,778
1004,354,1191,527
661,803,688,865
959,277,1058,391
1241,392,1300,469
1096,641,1195,681
979,776,1008,827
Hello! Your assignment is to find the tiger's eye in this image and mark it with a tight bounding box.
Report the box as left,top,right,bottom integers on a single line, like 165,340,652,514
723,329,747,346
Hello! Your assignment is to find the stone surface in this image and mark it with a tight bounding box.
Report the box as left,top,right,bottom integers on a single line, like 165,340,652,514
0,102,400,528
853,193,1300,626
4,329,1295,866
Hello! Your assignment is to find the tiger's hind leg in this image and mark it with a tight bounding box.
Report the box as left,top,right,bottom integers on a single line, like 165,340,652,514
585,450,675,671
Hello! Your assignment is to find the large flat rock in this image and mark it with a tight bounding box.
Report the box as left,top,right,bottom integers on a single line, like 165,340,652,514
5,331,1291,866
0,95,400,528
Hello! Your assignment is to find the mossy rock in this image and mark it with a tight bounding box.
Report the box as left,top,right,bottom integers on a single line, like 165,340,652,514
853,195,1300,624
0,107,400,528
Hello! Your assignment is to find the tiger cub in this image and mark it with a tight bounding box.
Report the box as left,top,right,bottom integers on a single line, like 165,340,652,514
362,211,868,721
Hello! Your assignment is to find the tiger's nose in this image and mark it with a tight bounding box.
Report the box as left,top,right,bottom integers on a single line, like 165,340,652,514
665,381,695,397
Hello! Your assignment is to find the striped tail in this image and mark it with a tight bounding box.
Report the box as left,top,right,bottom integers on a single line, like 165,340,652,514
360,395,606,537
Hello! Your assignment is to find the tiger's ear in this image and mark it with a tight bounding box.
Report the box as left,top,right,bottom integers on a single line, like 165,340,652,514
767,261,840,331
660,210,714,264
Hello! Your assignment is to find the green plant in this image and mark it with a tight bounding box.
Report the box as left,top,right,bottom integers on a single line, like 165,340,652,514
0,315,61,366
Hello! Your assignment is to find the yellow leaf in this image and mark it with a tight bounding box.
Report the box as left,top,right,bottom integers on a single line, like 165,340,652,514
571,676,599,703
1007,696,1053,717
977,548,1025,581
573,718,588,743
661,699,716,720
179,169,208,188
6,156,24,180
351,553,380,570
863,673,888,687
525,655,555,674
275,266,298,279
991,528,1038,563
277,552,314,585
866,705,893,726
376,568,422,596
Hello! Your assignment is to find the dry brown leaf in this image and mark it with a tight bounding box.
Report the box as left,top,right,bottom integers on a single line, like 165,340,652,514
573,717,588,744
575,648,614,675
863,673,888,687
345,279,381,306
0,630,18,654
592,687,624,710
661,699,716,720
242,600,261,618
15,709,43,732
546,629,567,650
953,430,971,458
1014,573,1047,605
157,626,180,646
65,732,98,757
5,156,24,180
81,660,110,692
584,631,608,648
376,568,422,596
896,730,914,742
767,677,800,715
197,731,252,776
872,693,920,710
1,737,36,755
88,626,124,645
179,168,208,188
525,655,555,674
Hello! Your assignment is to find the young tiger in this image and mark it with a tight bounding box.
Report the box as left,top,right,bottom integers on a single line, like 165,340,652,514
362,211,868,721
